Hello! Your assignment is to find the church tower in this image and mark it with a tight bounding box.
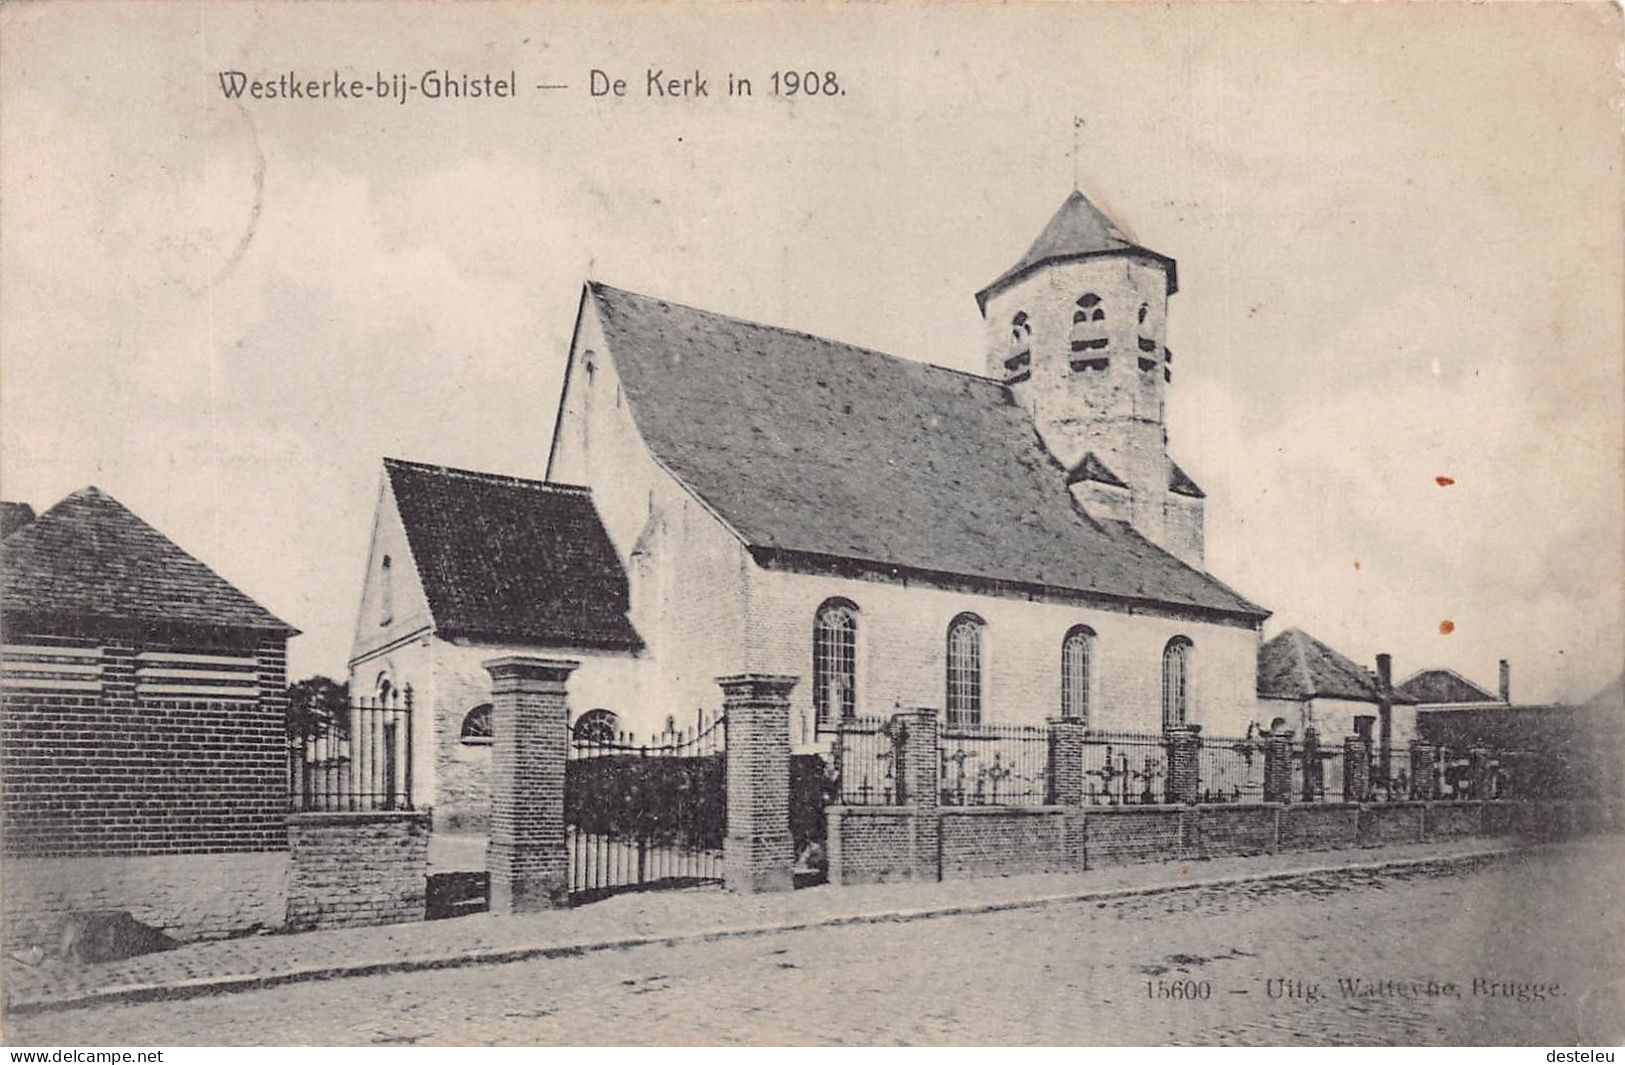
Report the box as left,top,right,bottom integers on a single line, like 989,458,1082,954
977,189,1205,568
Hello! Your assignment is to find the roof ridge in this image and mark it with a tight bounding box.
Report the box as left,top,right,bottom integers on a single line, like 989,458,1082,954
384,457,589,494
588,280,1009,392
1398,665,1498,700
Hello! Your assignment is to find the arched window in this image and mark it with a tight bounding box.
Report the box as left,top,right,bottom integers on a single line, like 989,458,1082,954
378,554,393,625
375,672,393,704
813,599,858,726
1004,312,1033,383
572,708,619,744
1162,637,1193,730
1061,625,1095,723
946,613,985,727
1071,294,1108,353
460,703,493,745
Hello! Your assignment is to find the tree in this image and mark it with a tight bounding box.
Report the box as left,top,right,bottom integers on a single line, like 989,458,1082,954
286,675,350,739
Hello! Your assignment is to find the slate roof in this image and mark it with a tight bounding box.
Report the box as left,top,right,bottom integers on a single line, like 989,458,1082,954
1,501,36,538
976,189,1178,310
1,487,294,633
384,459,642,650
1257,628,1413,704
587,282,1267,622
1397,668,1502,705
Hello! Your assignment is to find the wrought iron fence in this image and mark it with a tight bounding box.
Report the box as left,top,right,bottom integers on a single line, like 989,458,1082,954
1080,732,1169,805
1291,742,1346,803
565,710,726,904
939,723,1051,806
1198,732,1268,804
288,690,413,812
826,717,899,805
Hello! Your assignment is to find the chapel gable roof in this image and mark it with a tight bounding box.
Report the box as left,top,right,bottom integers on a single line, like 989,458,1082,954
976,189,1178,309
1397,668,1502,705
1,487,294,633
384,458,642,651
1257,627,1412,704
586,282,1266,623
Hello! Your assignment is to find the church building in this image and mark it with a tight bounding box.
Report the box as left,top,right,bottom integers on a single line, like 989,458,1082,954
347,189,1272,831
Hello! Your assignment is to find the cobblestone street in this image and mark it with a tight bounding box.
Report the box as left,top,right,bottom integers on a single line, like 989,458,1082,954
8,841,1621,1046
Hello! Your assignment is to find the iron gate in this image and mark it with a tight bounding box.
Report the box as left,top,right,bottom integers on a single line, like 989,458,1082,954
565,712,726,904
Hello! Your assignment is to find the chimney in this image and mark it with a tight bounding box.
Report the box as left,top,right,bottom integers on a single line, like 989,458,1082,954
1499,659,1510,704
1375,653,1393,786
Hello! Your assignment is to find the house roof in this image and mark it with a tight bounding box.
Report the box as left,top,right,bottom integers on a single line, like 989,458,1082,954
1257,628,1413,704
384,459,642,651
1,487,294,633
976,189,1178,310
1397,668,1501,705
2,501,36,538
587,282,1267,623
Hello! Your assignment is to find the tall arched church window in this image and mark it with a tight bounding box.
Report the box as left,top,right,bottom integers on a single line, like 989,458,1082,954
1061,626,1094,724
946,614,985,727
1162,637,1193,730
572,708,619,744
1004,312,1033,384
813,599,858,726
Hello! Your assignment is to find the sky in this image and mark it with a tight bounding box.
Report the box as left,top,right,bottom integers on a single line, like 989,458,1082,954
2,2,1621,704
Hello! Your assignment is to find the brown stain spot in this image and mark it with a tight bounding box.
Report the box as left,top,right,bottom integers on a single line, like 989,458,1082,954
1439,620,1455,635
1353,560,1361,570
1436,476,1456,486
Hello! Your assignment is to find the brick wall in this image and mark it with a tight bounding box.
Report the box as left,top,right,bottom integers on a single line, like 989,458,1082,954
1,850,288,951
1079,806,1187,866
1191,804,1278,857
1424,801,1484,839
939,807,1072,879
1278,804,1360,851
826,807,922,885
1359,802,1425,846
1,630,288,858
285,811,430,931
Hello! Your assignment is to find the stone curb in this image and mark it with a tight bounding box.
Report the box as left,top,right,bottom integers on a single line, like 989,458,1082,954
1,842,1539,1016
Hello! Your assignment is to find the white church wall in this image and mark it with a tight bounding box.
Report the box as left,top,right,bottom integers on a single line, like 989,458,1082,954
740,564,1260,746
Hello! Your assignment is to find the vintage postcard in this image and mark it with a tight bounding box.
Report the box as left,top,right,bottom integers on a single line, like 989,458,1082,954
1,0,1621,1049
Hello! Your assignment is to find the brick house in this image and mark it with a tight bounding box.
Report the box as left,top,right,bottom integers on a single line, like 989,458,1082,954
349,188,1276,833
1,487,296,947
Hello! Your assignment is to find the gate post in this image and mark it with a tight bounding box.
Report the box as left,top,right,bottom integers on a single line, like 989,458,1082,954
483,656,577,913
1165,725,1202,805
1263,728,1294,804
1047,717,1086,806
1344,736,1371,803
718,674,797,894
892,707,941,881
1409,740,1437,801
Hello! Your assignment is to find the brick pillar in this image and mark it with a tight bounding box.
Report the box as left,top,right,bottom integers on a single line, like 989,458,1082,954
719,674,797,894
1047,717,1086,806
891,707,941,881
1263,728,1294,804
483,656,576,914
1470,747,1494,801
1410,740,1437,800
1165,725,1202,805
1344,736,1371,803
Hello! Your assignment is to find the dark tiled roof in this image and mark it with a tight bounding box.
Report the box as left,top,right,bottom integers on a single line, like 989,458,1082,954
385,459,642,650
1168,461,1205,499
1257,628,1413,704
1066,452,1127,488
1397,668,1501,705
588,283,1266,622
1,487,293,633
1,501,36,538
976,189,1178,309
